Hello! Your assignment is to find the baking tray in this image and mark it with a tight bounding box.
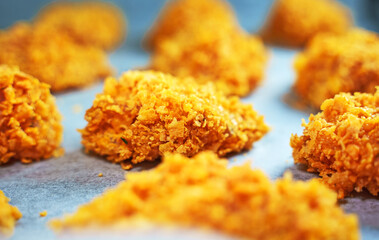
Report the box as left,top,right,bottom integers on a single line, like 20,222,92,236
1,47,378,240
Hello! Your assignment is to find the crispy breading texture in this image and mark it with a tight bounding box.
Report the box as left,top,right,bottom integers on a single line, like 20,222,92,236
261,0,351,47
291,90,379,199
0,65,63,164
294,29,379,108
80,70,269,169
0,190,22,237
150,29,267,96
50,152,359,240
145,0,238,50
0,23,112,92
35,0,126,51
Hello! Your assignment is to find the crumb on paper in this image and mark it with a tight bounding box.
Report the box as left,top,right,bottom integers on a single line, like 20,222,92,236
291,89,379,199
0,190,22,236
0,65,63,165
72,104,83,114
50,152,358,240
79,70,269,169
261,0,351,47
294,28,379,108
40,210,47,217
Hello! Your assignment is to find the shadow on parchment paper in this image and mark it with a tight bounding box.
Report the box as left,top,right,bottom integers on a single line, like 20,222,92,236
0,149,161,184
282,88,319,114
285,164,379,229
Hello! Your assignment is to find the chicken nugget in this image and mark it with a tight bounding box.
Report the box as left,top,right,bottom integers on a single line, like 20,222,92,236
0,65,63,164
0,190,22,237
145,0,238,50
150,29,267,97
80,71,269,169
35,0,126,51
291,90,379,199
0,23,112,91
294,29,379,109
50,152,358,240
261,0,351,47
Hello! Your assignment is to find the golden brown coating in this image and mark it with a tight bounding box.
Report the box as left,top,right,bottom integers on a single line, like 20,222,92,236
291,90,379,199
35,0,126,51
146,0,238,50
51,152,359,240
150,29,267,97
80,71,269,169
0,190,22,237
0,65,63,164
0,23,112,92
294,29,379,109
261,0,351,47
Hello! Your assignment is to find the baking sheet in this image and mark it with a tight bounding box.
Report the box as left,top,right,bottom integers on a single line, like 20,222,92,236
1,48,378,240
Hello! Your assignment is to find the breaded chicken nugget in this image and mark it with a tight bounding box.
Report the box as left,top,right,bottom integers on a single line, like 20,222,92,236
0,65,63,164
294,29,379,109
291,90,379,199
50,152,359,240
146,0,238,50
150,29,267,97
80,71,269,169
35,0,126,51
0,190,22,237
261,0,351,47
0,23,112,92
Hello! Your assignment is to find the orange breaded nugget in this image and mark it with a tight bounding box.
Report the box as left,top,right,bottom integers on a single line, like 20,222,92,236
261,0,351,47
50,152,359,240
146,0,238,50
291,90,379,199
0,190,22,237
80,71,269,169
0,23,112,92
35,0,126,51
0,65,63,164
150,29,267,97
294,29,379,109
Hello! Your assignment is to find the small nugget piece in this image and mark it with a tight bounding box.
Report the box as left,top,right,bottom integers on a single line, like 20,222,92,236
261,0,351,47
0,23,112,91
146,0,238,50
51,152,359,240
40,211,47,217
294,29,379,108
80,71,269,169
35,0,126,51
150,29,267,96
291,90,379,199
0,65,63,164
0,190,22,237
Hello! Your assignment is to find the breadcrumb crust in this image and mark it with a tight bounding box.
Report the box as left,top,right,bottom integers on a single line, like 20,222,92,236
0,65,63,164
150,29,267,96
146,0,238,50
50,152,359,240
261,0,351,47
0,23,112,91
291,90,379,199
0,190,22,237
294,29,379,108
80,70,269,169
35,0,126,51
